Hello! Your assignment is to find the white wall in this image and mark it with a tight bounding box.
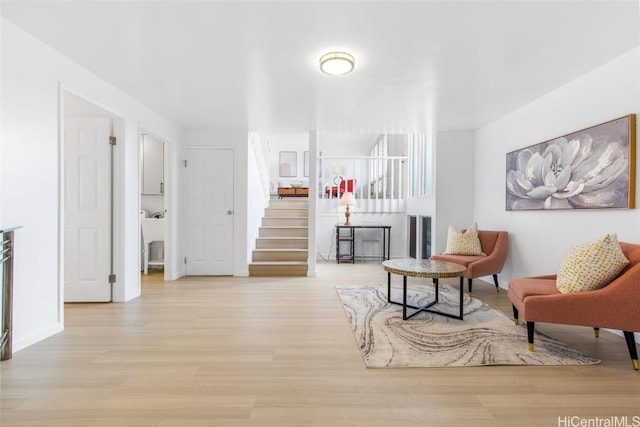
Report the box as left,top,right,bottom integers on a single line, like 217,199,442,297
183,130,249,276
308,131,318,276
318,133,379,156
316,212,407,261
434,131,476,253
165,135,183,280
406,130,475,260
0,19,182,352
269,133,309,186
475,48,640,284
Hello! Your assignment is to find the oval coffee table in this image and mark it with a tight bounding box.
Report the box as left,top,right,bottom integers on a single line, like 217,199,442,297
382,259,467,320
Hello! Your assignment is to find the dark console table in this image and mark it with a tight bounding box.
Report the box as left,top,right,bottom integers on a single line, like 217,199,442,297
335,225,391,264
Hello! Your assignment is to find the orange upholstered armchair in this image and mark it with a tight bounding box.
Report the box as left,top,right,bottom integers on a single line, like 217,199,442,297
430,230,509,294
508,242,640,370
325,179,356,198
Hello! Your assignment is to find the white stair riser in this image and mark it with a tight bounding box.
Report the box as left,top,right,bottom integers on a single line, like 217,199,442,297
262,217,308,227
249,264,308,277
260,228,308,238
252,251,308,262
264,209,308,218
269,200,309,209
256,238,308,249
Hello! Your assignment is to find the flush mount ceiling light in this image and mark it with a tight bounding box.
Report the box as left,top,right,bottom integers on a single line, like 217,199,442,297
319,51,355,75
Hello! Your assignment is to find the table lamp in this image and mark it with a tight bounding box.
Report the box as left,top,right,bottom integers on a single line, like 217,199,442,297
340,192,355,225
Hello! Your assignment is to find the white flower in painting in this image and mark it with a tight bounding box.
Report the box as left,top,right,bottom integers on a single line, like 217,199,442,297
507,135,629,209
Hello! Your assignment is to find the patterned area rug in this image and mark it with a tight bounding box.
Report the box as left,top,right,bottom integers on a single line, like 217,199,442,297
336,283,600,368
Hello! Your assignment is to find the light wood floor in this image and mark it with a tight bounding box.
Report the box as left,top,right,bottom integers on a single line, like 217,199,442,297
2,262,639,426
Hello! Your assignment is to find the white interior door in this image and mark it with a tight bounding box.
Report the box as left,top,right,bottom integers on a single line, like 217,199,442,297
185,148,234,275
64,117,112,302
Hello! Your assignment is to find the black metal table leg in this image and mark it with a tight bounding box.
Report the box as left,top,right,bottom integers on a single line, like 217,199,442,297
387,275,465,321
383,262,466,321
336,227,341,263
402,275,407,320
351,228,355,264
459,276,464,320
386,228,390,260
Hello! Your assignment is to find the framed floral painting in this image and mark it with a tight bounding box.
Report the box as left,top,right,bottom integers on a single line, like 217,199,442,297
506,114,636,210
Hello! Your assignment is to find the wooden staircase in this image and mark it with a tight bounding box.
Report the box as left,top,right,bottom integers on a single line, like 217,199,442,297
249,199,308,277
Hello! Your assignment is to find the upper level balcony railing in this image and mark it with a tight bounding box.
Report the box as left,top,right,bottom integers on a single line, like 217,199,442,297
318,155,408,201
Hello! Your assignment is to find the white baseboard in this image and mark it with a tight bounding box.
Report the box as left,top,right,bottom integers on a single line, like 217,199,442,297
170,269,185,280
12,322,64,353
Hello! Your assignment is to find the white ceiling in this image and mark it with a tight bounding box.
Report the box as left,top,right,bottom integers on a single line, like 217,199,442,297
2,1,639,133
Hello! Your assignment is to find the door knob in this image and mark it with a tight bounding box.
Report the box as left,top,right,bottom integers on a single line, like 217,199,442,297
226,210,233,215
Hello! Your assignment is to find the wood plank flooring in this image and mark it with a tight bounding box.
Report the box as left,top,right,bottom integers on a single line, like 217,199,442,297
2,262,639,426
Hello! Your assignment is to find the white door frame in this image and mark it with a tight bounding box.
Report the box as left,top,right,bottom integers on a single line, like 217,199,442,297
58,86,125,315
138,128,173,284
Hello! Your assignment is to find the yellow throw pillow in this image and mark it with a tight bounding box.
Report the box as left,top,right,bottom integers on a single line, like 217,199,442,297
443,223,485,256
556,234,629,294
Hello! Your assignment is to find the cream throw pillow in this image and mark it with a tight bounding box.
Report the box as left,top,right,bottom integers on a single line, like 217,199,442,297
556,234,629,294
443,223,485,256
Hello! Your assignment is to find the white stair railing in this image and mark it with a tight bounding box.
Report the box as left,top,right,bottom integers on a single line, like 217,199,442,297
249,132,272,201
317,155,408,200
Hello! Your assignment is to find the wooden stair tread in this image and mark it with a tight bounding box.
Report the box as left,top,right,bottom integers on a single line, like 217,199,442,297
261,226,308,229
253,248,308,252
263,218,308,221
258,236,308,240
262,227,307,230
250,261,308,265
267,212,309,218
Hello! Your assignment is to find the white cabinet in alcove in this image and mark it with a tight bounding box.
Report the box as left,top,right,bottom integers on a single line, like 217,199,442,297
142,134,164,195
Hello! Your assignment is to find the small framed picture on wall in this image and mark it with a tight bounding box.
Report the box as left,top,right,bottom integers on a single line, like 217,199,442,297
279,151,297,177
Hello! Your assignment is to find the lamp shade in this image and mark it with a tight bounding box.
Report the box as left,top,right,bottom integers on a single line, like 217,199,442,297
340,191,355,205
319,52,355,75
